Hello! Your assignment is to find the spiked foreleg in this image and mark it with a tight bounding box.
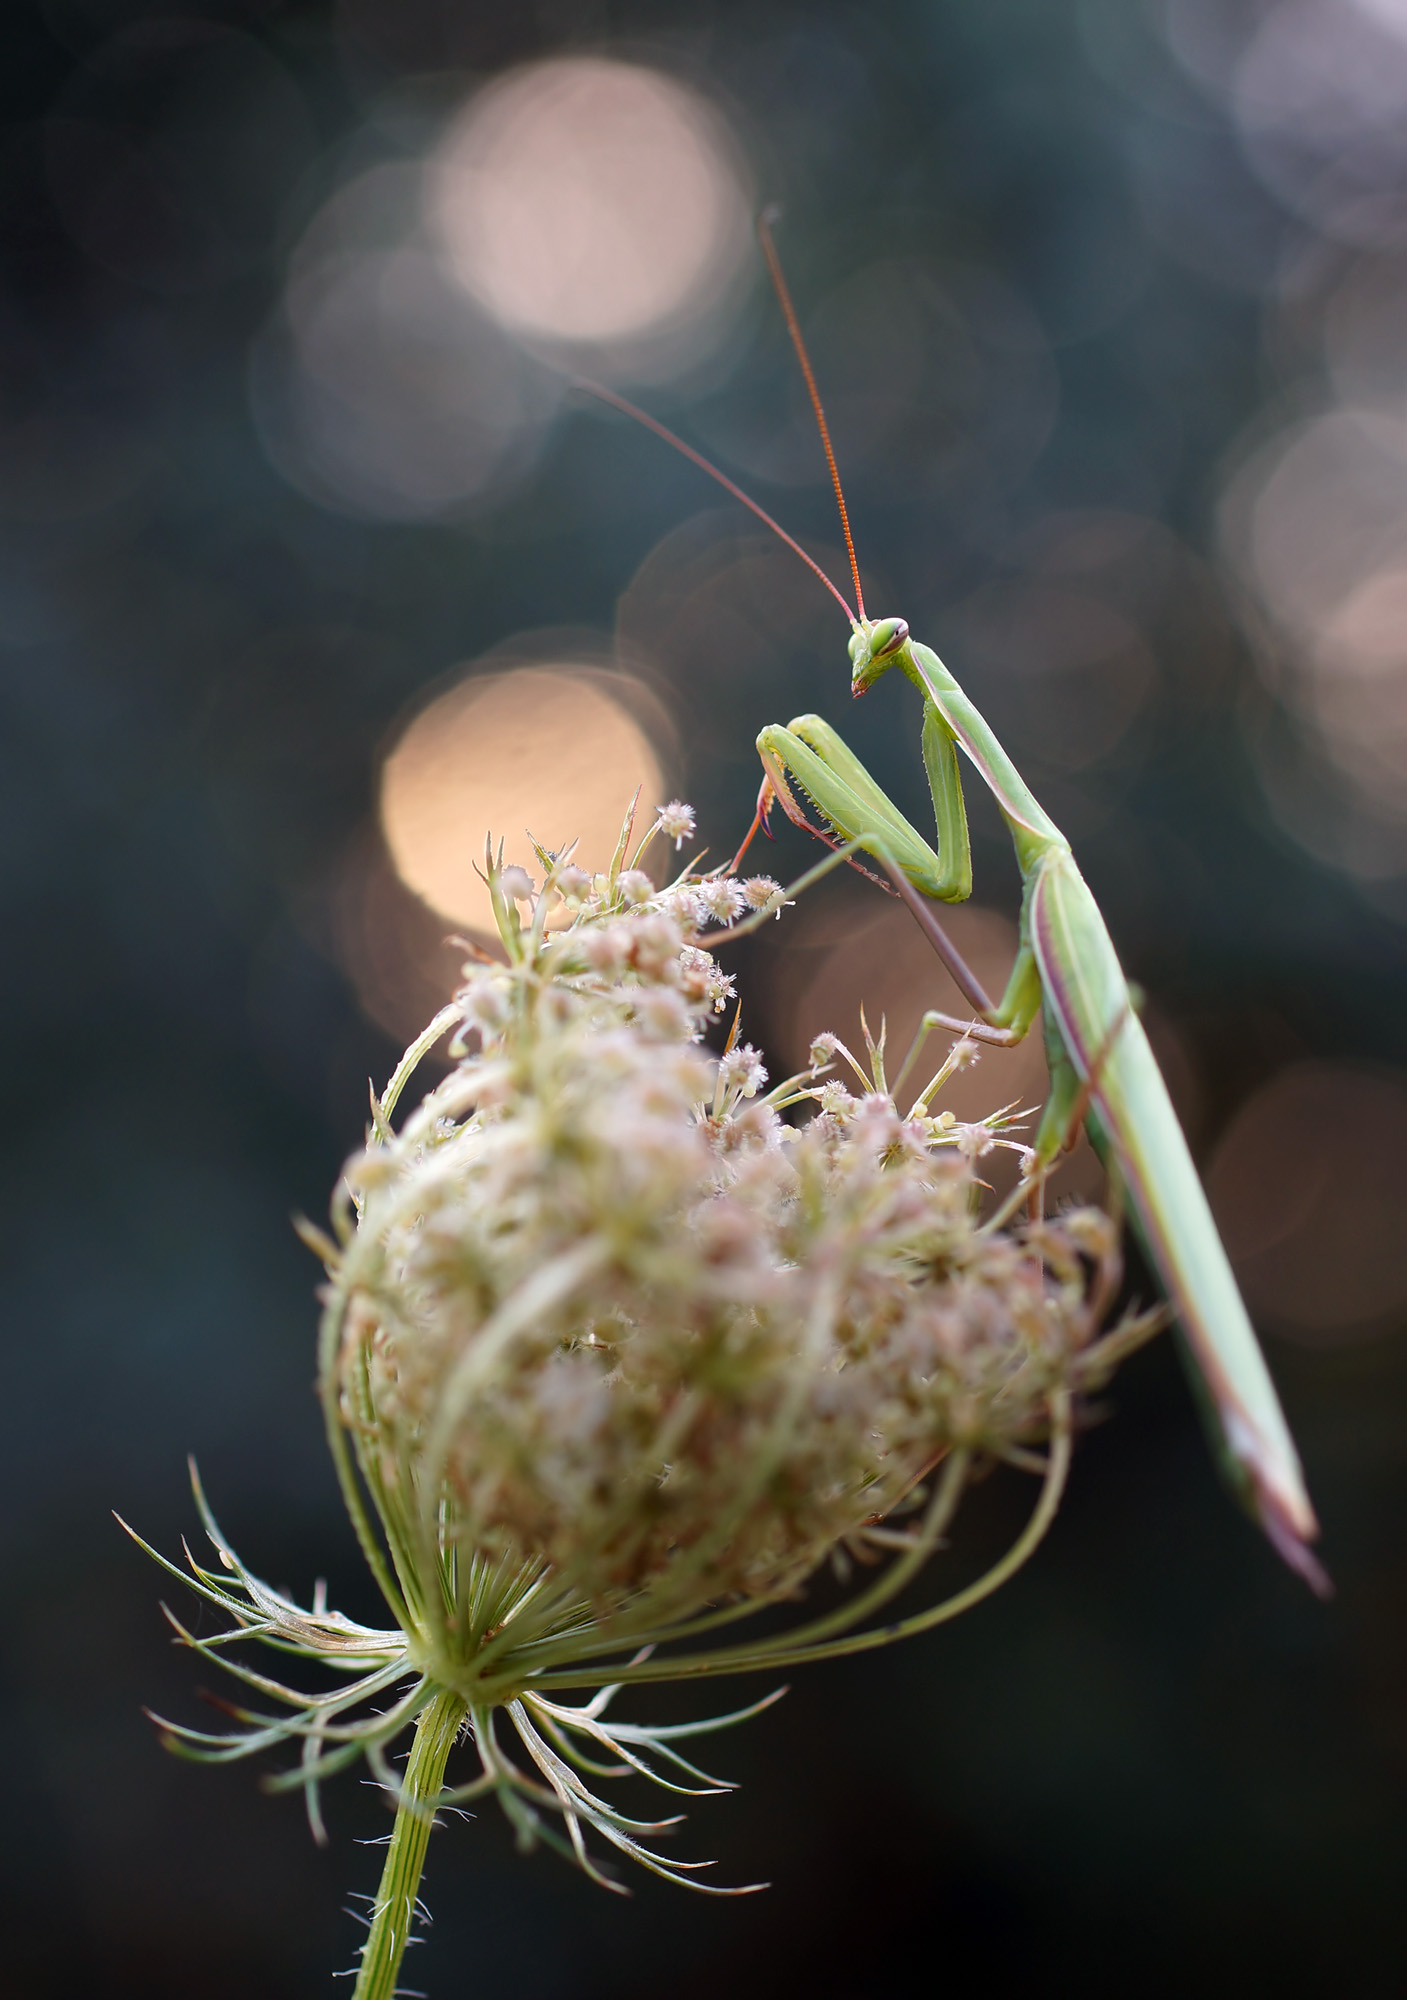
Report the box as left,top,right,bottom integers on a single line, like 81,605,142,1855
755,713,973,903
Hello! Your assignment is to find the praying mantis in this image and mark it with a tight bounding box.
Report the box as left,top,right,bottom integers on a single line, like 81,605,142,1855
747,646,1325,1589
587,224,1324,1592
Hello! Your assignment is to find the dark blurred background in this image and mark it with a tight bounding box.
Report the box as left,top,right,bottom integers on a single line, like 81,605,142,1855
5,0,1407,1993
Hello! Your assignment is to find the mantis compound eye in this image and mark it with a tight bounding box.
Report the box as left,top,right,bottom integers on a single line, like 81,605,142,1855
870,617,909,657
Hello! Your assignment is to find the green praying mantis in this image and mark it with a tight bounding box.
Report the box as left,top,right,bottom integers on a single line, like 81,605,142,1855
747,640,1325,1590
587,224,1324,1592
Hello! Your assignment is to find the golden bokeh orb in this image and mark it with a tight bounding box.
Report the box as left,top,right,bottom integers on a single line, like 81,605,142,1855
380,664,666,935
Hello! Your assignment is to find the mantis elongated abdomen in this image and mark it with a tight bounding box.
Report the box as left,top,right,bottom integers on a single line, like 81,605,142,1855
1028,844,1318,1571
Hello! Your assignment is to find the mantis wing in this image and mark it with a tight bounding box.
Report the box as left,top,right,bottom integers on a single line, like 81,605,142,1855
1028,848,1325,1589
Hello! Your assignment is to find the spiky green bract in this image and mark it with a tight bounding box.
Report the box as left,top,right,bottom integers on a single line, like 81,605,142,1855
134,799,1158,1999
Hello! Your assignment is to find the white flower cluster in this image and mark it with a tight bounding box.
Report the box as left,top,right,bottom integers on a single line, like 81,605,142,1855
141,800,1164,1952
328,808,1134,1626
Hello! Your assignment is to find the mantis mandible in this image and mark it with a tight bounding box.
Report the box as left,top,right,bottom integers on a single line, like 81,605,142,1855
586,226,1324,1592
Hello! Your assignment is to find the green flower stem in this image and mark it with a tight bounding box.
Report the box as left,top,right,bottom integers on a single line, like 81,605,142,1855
353,1687,464,2000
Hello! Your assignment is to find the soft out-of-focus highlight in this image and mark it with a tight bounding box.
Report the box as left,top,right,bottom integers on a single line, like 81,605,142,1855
379,660,669,936
1158,0,1407,888
1208,1061,1407,1339
1221,406,1407,874
250,162,563,519
430,57,751,376
251,57,750,519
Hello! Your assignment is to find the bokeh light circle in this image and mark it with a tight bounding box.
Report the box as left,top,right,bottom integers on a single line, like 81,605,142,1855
1207,1061,1407,1339
1219,406,1407,855
429,57,750,366
250,163,562,522
1234,0,1407,249
379,662,669,935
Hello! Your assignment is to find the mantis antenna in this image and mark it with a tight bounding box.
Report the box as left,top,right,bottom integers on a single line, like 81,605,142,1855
756,208,867,623
574,379,857,625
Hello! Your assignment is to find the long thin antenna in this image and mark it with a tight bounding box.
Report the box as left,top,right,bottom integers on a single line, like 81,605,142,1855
575,380,857,624
756,209,867,623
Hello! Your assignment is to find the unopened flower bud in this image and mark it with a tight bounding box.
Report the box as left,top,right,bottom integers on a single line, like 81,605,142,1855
626,912,683,979
655,800,696,848
579,924,628,974
677,945,733,1011
660,886,705,929
699,876,746,924
617,869,654,906
742,875,784,912
633,986,693,1042
458,972,511,1034
719,1043,768,1098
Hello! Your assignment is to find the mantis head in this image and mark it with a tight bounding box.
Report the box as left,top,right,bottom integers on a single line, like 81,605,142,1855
849,616,911,694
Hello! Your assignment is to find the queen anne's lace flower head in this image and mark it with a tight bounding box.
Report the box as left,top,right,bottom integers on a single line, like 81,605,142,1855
138,798,1159,1962
326,814,1152,1675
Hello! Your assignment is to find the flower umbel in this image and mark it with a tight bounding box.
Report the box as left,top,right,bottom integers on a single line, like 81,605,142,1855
131,800,1159,2000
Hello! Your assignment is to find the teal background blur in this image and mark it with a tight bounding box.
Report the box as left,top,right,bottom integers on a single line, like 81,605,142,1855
4,2,1407,1994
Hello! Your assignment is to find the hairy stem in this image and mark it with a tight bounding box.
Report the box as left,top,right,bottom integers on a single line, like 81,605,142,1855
353,1687,464,2000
